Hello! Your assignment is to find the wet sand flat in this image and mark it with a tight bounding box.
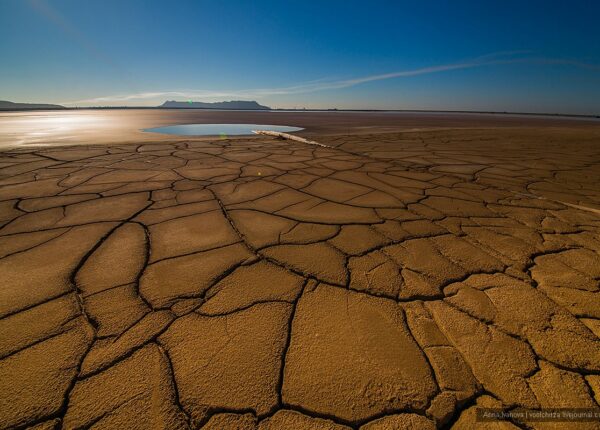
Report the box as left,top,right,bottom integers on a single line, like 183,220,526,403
1,112,600,429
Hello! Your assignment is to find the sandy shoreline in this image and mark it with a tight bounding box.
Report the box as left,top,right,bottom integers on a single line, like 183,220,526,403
0,115,599,429
2,109,600,150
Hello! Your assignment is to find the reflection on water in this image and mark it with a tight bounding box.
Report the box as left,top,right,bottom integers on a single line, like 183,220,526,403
143,123,303,136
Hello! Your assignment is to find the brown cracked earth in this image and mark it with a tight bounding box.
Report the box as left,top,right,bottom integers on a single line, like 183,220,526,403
1,113,600,430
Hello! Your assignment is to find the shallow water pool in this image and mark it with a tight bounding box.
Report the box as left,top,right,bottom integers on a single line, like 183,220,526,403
142,123,303,136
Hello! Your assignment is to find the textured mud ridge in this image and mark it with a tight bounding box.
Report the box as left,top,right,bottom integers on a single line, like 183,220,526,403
0,127,599,429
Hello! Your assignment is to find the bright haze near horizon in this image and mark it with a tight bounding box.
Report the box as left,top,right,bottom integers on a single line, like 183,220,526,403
1,0,599,115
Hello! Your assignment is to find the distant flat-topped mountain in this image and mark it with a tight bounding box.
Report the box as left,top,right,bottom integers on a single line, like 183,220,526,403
160,100,270,110
0,100,66,110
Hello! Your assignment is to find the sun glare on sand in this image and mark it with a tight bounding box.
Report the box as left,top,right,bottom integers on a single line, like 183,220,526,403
0,111,125,148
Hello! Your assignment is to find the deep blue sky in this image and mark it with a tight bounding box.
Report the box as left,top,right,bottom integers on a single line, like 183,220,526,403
1,0,599,113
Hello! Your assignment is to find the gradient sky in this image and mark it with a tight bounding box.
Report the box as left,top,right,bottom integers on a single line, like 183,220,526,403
1,0,599,114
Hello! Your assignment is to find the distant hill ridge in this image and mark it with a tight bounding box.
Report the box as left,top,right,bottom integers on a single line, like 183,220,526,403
0,100,66,110
160,100,270,110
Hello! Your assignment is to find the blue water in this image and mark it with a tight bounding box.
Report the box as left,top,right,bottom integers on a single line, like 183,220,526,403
143,123,303,136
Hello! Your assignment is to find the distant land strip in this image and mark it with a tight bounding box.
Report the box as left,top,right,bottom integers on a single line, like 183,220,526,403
0,99,598,119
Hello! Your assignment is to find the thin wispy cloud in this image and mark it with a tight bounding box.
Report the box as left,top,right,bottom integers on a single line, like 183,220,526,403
64,51,598,105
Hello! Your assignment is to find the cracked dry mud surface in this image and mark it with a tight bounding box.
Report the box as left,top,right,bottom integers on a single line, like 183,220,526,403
0,126,599,430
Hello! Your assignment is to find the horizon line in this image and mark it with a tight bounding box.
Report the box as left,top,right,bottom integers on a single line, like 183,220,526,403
2,104,599,119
